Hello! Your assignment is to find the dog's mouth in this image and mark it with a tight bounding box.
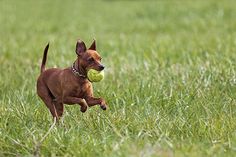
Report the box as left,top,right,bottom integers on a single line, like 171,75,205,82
86,65,105,72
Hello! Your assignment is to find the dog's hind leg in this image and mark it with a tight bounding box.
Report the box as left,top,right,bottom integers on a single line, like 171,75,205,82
54,102,64,117
37,81,60,120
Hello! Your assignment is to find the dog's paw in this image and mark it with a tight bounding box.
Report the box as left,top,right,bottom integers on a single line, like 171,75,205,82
100,105,107,110
80,105,87,113
80,99,88,113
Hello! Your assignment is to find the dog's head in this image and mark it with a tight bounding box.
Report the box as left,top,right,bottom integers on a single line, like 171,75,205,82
75,39,105,73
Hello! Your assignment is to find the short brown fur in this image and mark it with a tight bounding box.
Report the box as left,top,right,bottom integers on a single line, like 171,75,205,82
37,39,107,121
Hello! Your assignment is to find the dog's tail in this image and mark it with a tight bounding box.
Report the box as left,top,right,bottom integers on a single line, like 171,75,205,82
40,43,49,73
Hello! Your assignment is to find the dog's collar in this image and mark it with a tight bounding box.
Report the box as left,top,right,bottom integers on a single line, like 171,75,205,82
71,63,86,78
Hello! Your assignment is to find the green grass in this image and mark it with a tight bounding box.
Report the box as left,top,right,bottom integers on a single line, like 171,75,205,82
1,0,236,156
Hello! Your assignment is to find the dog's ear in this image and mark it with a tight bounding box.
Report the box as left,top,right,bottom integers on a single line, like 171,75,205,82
76,39,87,55
88,39,96,50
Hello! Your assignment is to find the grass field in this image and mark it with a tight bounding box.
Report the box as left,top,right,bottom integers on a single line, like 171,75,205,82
1,0,236,156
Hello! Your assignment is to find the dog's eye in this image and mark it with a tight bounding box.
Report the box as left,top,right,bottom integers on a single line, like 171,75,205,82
88,57,94,62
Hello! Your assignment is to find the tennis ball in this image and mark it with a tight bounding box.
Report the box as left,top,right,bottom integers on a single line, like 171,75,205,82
87,69,104,82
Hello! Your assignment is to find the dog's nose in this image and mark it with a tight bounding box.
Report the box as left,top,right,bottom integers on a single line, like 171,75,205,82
99,65,105,70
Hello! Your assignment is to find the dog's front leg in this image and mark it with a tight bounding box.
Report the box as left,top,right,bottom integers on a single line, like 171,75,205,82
62,96,88,112
85,97,107,110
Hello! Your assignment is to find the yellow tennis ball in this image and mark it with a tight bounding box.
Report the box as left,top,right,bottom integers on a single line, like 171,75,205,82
87,69,104,82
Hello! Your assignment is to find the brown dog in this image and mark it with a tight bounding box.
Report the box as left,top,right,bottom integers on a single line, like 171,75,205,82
37,39,107,120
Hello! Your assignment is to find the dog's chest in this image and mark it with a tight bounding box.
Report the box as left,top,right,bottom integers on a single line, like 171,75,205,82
70,81,92,98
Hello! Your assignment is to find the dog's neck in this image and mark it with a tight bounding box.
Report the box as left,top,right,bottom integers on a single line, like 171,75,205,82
71,59,87,78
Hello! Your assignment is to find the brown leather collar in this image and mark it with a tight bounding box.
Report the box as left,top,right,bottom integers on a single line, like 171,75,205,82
71,62,86,78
